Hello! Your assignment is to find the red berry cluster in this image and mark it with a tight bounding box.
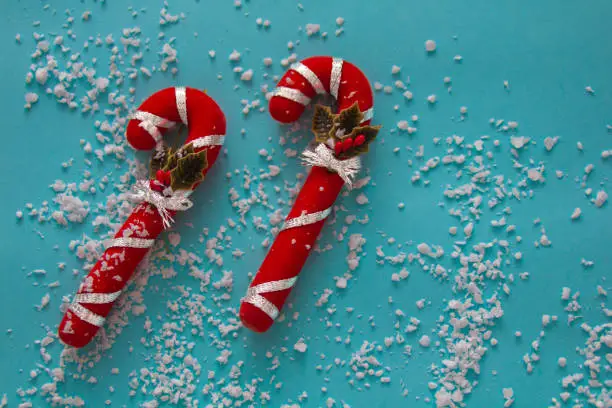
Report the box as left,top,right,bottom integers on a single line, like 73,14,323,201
150,169,172,193
334,134,366,156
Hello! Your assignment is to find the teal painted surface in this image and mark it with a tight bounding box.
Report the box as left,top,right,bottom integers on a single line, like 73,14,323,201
0,0,610,407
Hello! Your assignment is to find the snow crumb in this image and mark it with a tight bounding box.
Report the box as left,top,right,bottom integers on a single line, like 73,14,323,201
425,39,437,52
294,339,307,353
510,136,530,149
544,136,559,151
25,92,39,109
419,335,431,347
240,69,253,82
356,193,369,205
229,50,241,61
593,190,607,207
306,24,321,36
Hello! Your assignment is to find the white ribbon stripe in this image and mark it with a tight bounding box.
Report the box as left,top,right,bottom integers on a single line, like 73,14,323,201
242,277,298,320
281,207,332,231
301,144,361,188
175,86,189,126
190,135,226,149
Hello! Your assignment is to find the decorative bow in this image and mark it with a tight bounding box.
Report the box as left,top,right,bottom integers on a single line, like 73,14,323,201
129,180,193,229
301,143,361,188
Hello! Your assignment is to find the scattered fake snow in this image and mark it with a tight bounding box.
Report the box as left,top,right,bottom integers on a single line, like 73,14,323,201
10,3,612,408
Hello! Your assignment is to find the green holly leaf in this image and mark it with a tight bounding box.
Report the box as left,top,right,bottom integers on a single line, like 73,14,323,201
330,102,363,141
163,144,195,172
149,145,173,178
312,104,336,143
336,125,382,159
170,150,208,190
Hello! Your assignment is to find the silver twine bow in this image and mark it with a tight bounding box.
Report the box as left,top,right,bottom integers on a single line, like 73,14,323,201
301,143,361,188
130,180,193,229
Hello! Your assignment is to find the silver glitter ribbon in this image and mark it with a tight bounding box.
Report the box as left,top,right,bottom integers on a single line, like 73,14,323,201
175,86,189,126
130,110,176,128
130,111,176,143
281,208,332,231
330,57,344,99
190,135,226,149
242,277,298,320
69,303,106,327
104,237,155,249
130,180,193,229
74,291,122,305
291,62,326,95
273,87,311,106
302,144,361,188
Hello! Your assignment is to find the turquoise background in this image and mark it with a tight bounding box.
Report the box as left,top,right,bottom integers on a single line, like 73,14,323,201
1,0,610,407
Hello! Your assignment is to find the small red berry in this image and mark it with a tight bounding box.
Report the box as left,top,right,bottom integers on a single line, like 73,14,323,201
354,134,366,146
149,179,164,193
342,137,354,151
156,169,171,185
334,142,343,156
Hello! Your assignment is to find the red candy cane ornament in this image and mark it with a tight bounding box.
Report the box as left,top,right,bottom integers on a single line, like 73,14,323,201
240,56,378,332
58,87,226,348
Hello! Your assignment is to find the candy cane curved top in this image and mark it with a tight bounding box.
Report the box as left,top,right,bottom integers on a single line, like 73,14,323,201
57,87,226,348
127,87,226,169
269,56,374,125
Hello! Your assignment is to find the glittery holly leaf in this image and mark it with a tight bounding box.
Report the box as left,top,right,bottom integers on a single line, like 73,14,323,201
331,102,363,141
312,104,336,143
149,145,173,178
169,150,208,191
163,144,194,172
336,125,382,159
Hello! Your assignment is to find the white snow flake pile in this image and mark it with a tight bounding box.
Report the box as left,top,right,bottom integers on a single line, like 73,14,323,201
7,2,611,408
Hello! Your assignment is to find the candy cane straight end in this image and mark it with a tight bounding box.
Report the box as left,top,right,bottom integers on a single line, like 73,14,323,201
239,303,273,333
58,314,97,348
59,86,226,348
268,98,304,124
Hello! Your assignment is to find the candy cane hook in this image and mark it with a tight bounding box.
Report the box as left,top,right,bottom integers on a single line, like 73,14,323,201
59,87,226,348
240,56,377,332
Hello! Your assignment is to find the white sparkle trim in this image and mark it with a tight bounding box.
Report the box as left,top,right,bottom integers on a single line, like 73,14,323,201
130,111,176,128
104,237,156,249
138,121,163,143
175,87,188,126
74,291,122,304
291,62,326,95
330,57,344,99
273,87,311,106
69,303,105,327
280,207,332,231
190,135,226,149
242,277,298,320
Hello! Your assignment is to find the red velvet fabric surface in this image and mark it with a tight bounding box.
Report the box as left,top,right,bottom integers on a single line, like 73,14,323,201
240,57,374,332
58,87,226,347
